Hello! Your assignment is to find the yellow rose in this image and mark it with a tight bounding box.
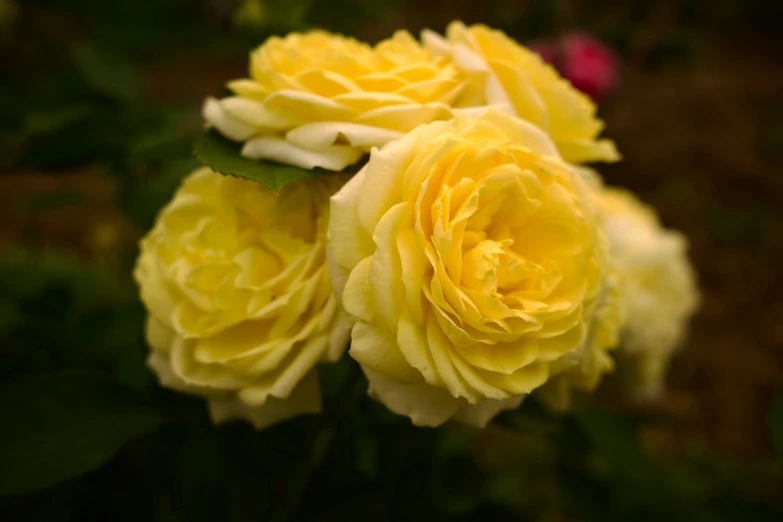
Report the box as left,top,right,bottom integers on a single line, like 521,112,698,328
422,22,619,164
134,168,350,428
328,108,614,427
204,30,463,171
535,269,623,410
596,187,699,399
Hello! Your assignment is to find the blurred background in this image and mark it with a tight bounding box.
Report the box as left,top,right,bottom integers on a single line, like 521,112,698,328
1,0,782,520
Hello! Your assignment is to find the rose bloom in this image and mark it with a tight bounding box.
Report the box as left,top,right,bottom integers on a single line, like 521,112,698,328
422,22,619,165
535,270,624,409
529,32,620,101
328,108,617,427
596,187,699,400
134,168,350,428
204,30,463,171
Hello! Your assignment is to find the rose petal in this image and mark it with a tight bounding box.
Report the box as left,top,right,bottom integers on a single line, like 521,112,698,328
287,122,403,151
356,103,452,132
264,89,353,121
242,135,363,171
328,168,376,270
453,394,524,427
209,370,322,429
341,255,375,322
364,367,463,427
351,321,420,381
420,28,451,57
203,97,258,142
220,96,295,131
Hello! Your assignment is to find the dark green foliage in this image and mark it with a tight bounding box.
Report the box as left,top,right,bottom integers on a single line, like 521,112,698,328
769,392,783,465
0,372,164,496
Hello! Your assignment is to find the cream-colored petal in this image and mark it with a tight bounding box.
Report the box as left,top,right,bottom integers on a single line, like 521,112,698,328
466,107,561,158
287,122,403,151
220,96,295,131
477,361,550,395
357,147,410,233
147,352,205,395
369,203,410,329
453,394,524,428
396,313,438,384
333,92,412,113
364,367,463,427
426,312,479,402
556,138,620,164
328,167,376,270
263,89,353,121
326,310,351,362
482,72,516,110
242,135,363,171
227,79,268,100
170,337,250,390
208,370,322,429
341,255,375,322
451,43,491,74
134,251,179,329
203,97,257,142
420,28,451,57
145,315,176,354
454,337,539,375
490,60,547,128
292,69,359,96
396,228,427,324
238,334,329,404
351,321,420,381
356,103,452,132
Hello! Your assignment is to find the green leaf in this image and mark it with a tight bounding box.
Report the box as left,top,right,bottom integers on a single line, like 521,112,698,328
194,130,331,193
768,391,783,464
71,44,142,103
177,424,224,522
0,371,164,496
572,406,683,516
573,407,654,485
23,105,95,138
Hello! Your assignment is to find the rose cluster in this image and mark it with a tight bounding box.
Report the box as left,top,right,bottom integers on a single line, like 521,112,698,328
135,22,699,429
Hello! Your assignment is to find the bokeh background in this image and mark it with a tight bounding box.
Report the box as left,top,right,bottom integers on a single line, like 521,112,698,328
1,0,782,520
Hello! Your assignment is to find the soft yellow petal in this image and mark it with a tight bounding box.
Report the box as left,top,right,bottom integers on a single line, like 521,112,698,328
209,370,322,429
238,334,329,404
356,103,453,132
202,97,257,141
341,255,375,322
454,336,539,375
350,321,420,381
453,395,524,427
420,28,451,57
220,96,295,131
263,89,353,121
557,138,621,164
477,361,550,395
364,368,463,427
144,312,176,354
242,135,363,171
328,168,376,270
287,122,403,151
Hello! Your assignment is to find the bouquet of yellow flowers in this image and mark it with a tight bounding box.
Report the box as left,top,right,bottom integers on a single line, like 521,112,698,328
134,22,698,429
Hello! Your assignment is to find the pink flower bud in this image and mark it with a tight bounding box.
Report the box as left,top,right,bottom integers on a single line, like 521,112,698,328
530,32,620,100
